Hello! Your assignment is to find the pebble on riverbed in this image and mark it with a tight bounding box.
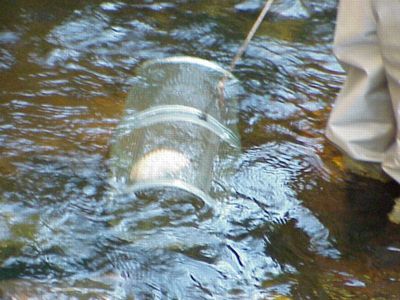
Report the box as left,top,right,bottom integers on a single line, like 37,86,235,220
388,198,400,224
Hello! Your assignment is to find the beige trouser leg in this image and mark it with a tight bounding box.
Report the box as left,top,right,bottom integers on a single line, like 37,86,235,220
326,0,400,182
374,1,400,181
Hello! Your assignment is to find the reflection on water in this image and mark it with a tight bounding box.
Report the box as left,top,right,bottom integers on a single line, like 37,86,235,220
1,0,400,298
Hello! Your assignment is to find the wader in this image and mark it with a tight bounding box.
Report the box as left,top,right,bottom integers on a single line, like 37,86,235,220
326,0,400,183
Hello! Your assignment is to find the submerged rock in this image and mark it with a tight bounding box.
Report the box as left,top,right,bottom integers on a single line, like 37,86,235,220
234,0,262,13
274,0,310,19
235,0,336,19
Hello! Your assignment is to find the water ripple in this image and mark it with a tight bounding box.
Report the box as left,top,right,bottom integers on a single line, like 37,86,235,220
4,1,399,299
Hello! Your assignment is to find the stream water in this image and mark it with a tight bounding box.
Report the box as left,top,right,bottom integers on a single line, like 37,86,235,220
1,0,400,299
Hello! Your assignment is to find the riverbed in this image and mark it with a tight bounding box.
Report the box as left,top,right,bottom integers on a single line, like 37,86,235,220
1,0,400,299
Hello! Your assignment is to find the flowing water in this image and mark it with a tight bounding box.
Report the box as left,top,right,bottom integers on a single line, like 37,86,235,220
1,0,400,299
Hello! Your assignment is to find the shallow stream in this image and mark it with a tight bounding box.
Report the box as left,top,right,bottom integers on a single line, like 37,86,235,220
1,0,400,299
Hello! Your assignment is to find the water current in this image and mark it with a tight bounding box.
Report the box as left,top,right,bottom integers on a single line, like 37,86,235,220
1,0,400,299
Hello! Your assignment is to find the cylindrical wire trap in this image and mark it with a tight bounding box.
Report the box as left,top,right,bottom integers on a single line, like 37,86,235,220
109,56,241,202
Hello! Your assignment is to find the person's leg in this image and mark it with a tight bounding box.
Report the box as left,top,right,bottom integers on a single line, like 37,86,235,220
372,1,400,183
326,0,395,163
369,0,400,222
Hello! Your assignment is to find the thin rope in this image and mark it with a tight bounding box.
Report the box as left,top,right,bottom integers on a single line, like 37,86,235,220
229,0,275,73
215,0,274,110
